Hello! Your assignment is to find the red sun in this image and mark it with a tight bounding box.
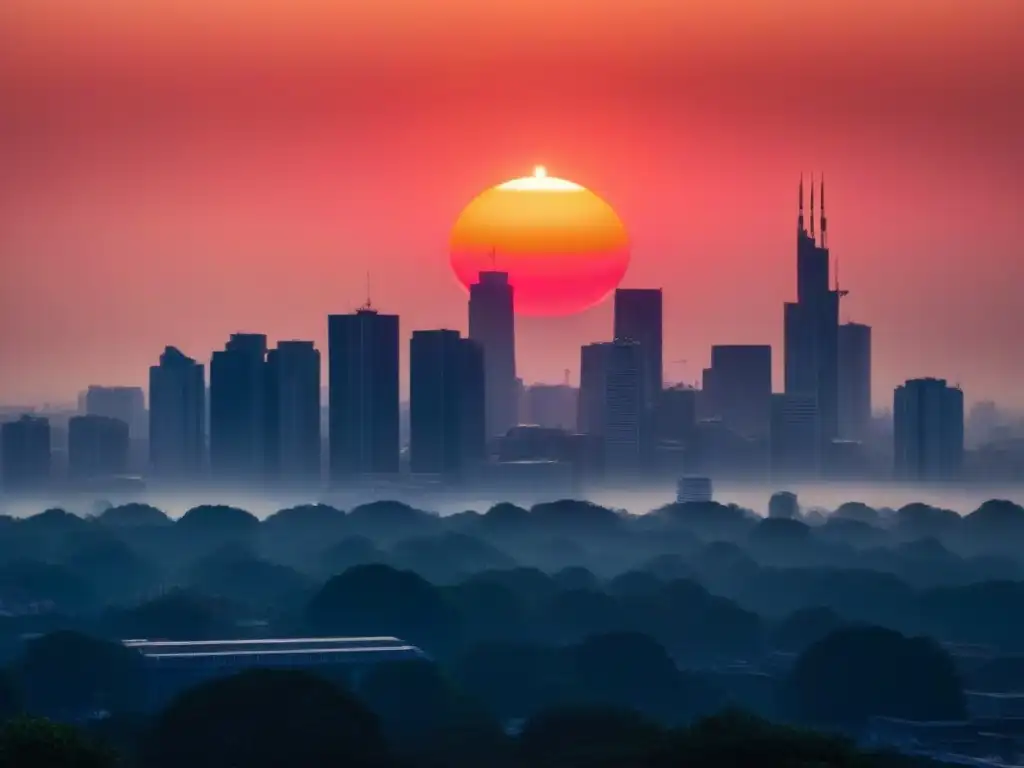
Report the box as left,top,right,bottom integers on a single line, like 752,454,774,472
450,167,630,316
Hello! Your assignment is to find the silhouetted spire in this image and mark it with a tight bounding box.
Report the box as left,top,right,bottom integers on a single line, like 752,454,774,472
798,174,805,232
820,175,827,246
810,174,816,240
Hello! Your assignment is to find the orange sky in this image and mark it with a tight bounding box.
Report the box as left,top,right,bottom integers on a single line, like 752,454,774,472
1,0,1022,407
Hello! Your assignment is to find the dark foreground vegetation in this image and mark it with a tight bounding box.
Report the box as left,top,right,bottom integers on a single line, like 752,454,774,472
1,494,1024,766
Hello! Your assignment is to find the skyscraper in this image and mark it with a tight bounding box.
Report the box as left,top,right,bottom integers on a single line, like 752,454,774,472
838,322,872,441
523,384,578,432
266,340,321,485
85,386,146,439
578,342,611,436
209,333,268,483
0,415,51,491
705,345,772,438
784,176,841,449
770,393,820,479
468,271,517,440
603,339,645,476
613,288,663,409
894,378,964,481
68,415,130,481
409,329,485,477
328,308,400,479
149,346,205,480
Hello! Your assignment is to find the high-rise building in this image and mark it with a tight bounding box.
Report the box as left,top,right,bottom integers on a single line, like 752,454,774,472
0,415,51,491
68,415,130,480
328,308,400,479
770,393,820,479
85,386,146,439
613,288,663,409
266,340,321,485
149,346,205,480
893,378,964,481
578,342,611,436
409,330,486,477
209,333,268,483
469,271,517,439
656,385,698,443
704,345,772,438
784,176,841,448
838,322,872,441
603,339,645,475
523,384,578,431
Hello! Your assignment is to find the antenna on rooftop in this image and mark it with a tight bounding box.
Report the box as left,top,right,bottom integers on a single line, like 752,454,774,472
361,270,374,311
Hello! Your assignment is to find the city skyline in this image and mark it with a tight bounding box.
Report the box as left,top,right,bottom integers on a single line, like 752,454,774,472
1,1,1022,407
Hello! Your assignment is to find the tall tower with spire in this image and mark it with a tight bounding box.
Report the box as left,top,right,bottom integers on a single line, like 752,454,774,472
783,175,842,464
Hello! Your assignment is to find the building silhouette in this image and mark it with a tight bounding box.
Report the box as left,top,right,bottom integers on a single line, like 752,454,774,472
603,339,646,476
523,384,578,432
149,346,205,480
0,415,51,491
838,322,872,441
328,308,400,479
656,385,698,443
68,414,130,481
468,271,517,440
613,288,663,409
894,378,964,481
578,342,612,436
704,345,772,438
209,333,269,483
784,176,841,454
266,340,321,485
85,385,146,439
409,329,485,477
771,393,820,479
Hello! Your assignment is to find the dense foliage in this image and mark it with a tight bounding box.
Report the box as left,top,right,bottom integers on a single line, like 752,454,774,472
0,495,1022,766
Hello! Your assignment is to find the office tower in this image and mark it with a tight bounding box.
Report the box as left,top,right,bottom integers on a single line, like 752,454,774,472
704,345,772,438
85,386,146,439
266,341,321,485
838,322,872,440
613,288,663,409
784,176,841,447
328,308,400,479
469,271,517,439
893,378,964,481
656,385,698,442
578,342,611,435
603,340,645,475
149,346,205,480
770,393,820,478
0,415,51,491
68,415,130,480
409,330,486,476
209,333,268,483
524,384,578,431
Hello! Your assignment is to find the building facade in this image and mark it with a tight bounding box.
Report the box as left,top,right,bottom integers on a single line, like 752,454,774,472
149,346,205,480
68,414,130,480
468,271,518,440
0,415,51,491
838,322,872,441
409,329,485,477
266,340,321,484
893,378,964,481
328,308,400,479
705,345,772,439
613,288,663,410
209,333,269,483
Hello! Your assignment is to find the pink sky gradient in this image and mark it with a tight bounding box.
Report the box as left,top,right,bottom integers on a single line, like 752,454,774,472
1,0,1022,407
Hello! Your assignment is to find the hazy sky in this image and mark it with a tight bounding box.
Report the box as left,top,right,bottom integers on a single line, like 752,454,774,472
1,0,1022,407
